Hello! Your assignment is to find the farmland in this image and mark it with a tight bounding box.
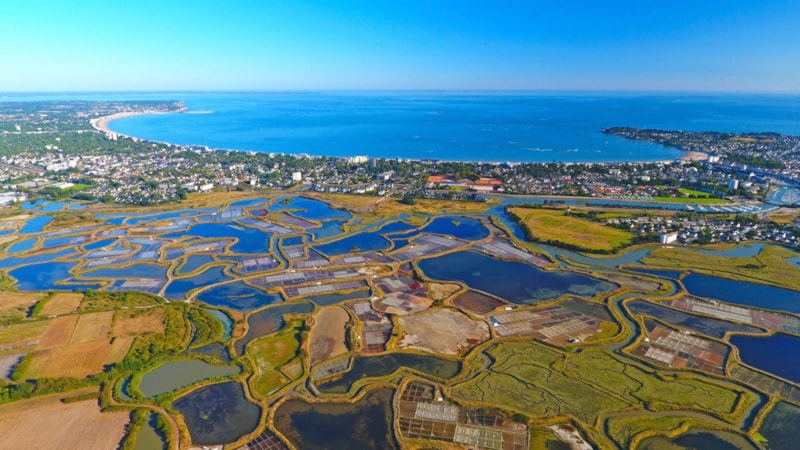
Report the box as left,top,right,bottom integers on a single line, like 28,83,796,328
0,391,129,449
38,292,83,316
0,291,40,322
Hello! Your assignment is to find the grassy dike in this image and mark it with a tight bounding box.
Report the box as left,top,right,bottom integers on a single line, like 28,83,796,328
641,244,800,290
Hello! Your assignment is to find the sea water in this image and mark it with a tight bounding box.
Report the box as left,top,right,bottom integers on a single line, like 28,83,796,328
105,92,800,163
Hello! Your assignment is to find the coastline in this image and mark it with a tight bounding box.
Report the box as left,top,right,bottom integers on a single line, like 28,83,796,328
90,108,185,135
90,106,704,165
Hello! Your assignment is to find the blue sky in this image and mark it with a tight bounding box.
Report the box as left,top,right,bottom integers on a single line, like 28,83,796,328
2,0,799,92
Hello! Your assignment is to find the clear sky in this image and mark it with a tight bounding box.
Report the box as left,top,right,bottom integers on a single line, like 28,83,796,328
2,0,800,92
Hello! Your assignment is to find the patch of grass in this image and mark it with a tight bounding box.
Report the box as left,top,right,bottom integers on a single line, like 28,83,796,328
0,321,50,351
36,340,115,378
678,188,715,197
642,245,800,290
249,319,304,397
605,414,692,448
528,426,566,450
0,273,19,292
564,351,742,415
187,307,224,349
508,207,635,252
123,304,192,365
652,196,728,204
79,290,164,311
452,342,752,428
766,209,800,225
0,291,42,324
308,193,495,227
453,344,628,425
180,191,271,208
375,197,496,215
307,193,381,210
39,293,83,316
112,308,166,337
46,213,104,230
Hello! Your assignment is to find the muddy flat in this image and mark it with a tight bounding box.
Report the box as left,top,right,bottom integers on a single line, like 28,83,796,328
399,308,489,356
309,306,350,364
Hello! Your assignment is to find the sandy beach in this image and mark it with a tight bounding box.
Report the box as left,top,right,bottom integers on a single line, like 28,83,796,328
680,150,709,162
90,109,182,134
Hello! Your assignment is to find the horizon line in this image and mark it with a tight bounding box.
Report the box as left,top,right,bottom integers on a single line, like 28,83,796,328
2,88,800,96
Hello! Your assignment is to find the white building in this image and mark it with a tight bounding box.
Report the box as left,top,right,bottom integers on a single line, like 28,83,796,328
0,192,26,206
51,182,75,190
292,171,302,182
659,232,679,244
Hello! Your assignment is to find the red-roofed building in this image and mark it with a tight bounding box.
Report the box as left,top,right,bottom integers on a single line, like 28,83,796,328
426,175,468,188
472,177,503,192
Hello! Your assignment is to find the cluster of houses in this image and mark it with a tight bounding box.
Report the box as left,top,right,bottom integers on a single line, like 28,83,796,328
609,215,800,246
425,175,504,192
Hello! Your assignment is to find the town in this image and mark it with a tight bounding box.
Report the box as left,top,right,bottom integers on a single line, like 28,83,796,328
1,100,798,250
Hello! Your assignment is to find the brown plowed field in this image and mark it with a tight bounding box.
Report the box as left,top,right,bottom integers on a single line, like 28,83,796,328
0,392,128,449
37,315,80,349
72,311,114,343
37,340,113,378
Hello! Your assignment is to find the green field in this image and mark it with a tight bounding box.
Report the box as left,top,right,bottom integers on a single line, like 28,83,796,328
248,319,304,397
451,342,755,441
641,244,800,290
652,196,728,204
678,188,715,197
605,413,723,448
508,207,635,252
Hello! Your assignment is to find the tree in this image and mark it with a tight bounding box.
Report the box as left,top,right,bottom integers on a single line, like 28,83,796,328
400,194,416,205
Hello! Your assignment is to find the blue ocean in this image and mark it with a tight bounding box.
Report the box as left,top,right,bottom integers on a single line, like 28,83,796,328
14,92,800,163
